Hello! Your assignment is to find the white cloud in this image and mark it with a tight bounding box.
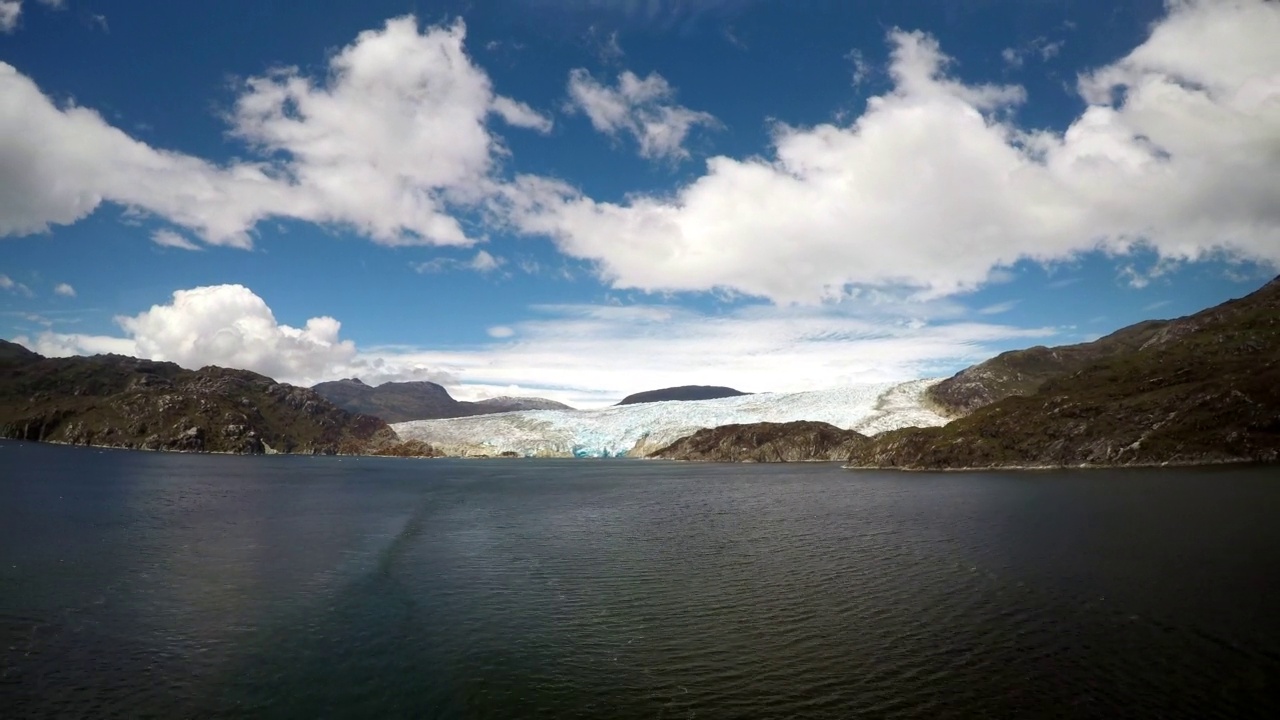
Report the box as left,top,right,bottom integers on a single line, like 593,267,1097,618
566,68,718,160
53,282,75,297
151,229,202,251
0,1,20,33
227,17,524,246
4,2,1277,309
0,273,33,297
36,0,63,8
0,62,301,247
490,96,554,133
487,325,516,338
0,17,535,248
505,1,1280,303
119,285,359,385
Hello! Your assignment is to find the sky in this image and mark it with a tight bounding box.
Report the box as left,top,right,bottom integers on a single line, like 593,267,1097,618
1,0,1277,407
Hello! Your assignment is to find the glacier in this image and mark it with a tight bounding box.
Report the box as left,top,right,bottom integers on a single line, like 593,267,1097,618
391,379,949,458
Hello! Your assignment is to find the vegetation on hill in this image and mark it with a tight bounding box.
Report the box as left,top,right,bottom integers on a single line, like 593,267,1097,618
927,320,1169,416
0,344,410,455
846,276,1280,469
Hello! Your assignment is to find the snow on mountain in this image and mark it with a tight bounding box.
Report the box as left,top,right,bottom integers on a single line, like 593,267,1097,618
473,396,572,411
392,379,949,458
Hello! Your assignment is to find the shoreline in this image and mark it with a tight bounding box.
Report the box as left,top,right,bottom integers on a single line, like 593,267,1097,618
4,438,1272,471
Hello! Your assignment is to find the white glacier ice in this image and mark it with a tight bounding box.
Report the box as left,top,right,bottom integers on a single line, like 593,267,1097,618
392,379,949,458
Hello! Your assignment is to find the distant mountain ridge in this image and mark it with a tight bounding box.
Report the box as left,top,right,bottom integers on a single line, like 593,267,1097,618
0,343,398,455
616,385,748,406
311,378,570,423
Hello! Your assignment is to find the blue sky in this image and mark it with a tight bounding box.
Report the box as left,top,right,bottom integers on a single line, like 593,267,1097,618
2,0,1277,406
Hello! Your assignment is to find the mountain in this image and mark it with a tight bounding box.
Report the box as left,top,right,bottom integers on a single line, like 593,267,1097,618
845,276,1280,469
650,421,869,462
312,378,463,422
311,379,572,422
0,339,39,364
473,396,572,412
926,319,1170,416
616,385,748,405
393,380,946,458
0,347,400,455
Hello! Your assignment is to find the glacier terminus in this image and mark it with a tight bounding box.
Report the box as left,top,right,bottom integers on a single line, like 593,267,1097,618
391,379,949,458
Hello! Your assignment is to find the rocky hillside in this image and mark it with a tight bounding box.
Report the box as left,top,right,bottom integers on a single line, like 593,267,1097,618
927,319,1169,416
650,421,868,462
0,343,401,454
847,276,1280,469
617,385,748,406
312,378,570,422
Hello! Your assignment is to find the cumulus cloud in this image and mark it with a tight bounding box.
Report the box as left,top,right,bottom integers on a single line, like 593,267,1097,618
566,68,718,160
505,0,1280,303
15,285,368,386
53,282,75,297
121,285,359,384
0,17,539,247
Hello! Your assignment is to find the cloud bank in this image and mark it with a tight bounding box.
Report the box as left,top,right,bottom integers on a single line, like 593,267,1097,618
0,17,546,248
3,2,1277,303
15,284,1056,406
506,0,1280,302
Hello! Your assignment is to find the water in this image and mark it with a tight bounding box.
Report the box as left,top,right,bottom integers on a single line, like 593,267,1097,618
1,440,1278,718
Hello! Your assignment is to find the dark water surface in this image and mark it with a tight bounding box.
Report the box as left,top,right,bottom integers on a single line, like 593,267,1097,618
2,441,1278,718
